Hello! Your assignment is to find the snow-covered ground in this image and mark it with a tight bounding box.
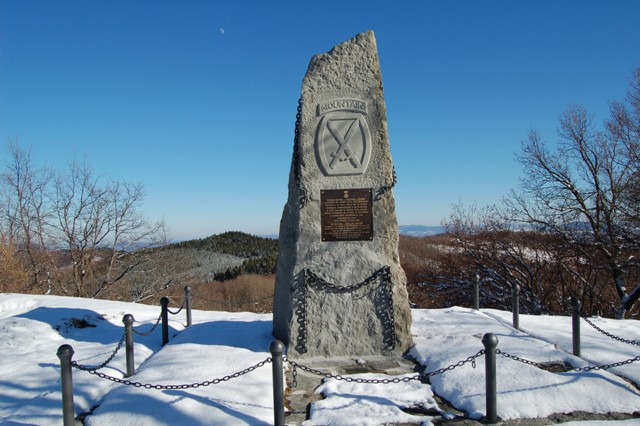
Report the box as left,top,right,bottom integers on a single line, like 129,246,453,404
1,293,639,425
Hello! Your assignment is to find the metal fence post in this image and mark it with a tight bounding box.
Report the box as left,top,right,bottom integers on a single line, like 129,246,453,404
270,340,285,426
57,344,75,426
185,286,192,327
571,296,581,357
512,283,520,330
473,274,480,310
161,297,169,346
123,314,135,377
482,333,500,424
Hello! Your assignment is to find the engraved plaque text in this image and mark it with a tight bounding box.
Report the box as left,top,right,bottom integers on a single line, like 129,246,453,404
321,188,373,242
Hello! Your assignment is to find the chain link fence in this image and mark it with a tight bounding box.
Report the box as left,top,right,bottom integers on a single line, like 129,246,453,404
285,349,486,387
73,356,273,390
496,315,640,373
583,315,640,347
497,349,640,373
58,321,640,426
56,288,640,426
132,314,163,337
71,332,127,373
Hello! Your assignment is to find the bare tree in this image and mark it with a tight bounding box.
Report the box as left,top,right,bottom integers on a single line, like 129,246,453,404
607,66,640,236
51,158,164,297
0,141,57,293
52,158,106,295
443,202,564,314
505,67,640,318
1,142,165,298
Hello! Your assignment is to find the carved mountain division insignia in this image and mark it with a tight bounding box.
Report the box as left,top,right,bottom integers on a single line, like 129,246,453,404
315,99,371,176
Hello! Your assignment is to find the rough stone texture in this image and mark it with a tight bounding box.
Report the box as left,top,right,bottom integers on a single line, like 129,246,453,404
273,31,413,358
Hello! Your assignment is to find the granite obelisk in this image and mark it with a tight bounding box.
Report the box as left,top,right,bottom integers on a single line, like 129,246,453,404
273,31,413,358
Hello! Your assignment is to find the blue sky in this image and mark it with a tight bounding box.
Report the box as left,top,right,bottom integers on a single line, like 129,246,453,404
1,1,639,241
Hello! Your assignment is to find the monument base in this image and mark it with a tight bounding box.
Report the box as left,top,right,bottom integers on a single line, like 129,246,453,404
284,355,420,424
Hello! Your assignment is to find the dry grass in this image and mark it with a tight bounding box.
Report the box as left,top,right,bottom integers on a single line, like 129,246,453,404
0,244,29,293
157,274,275,313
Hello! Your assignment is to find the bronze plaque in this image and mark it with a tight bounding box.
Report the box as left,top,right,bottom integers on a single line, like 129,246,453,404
321,188,373,242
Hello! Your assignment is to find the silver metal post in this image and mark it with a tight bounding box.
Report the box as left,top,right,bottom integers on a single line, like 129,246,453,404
571,296,581,357
482,333,500,424
185,286,192,327
161,297,169,346
57,344,75,426
512,283,520,330
270,340,285,426
473,274,480,310
123,314,135,377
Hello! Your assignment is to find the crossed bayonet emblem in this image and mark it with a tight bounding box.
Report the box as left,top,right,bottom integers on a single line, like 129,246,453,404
327,119,362,169
315,99,371,176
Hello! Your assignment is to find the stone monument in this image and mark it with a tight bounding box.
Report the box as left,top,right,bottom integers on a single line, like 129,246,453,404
273,31,413,358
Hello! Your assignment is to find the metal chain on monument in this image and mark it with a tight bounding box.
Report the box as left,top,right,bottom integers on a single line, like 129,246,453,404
292,98,308,208
305,266,391,293
382,266,397,350
297,271,310,354
376,166,397,200
298,266,393,353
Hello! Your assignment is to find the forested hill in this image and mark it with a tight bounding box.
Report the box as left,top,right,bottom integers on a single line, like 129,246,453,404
172,231,278,257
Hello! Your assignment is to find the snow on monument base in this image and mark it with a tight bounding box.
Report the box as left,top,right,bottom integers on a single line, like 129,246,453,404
273,31,413,358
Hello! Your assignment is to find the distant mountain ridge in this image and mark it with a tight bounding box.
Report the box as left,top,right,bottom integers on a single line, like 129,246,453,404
260,225,444,239
173,231,277,258
398,225,444,237
169,231,279,279
152,228,441,283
